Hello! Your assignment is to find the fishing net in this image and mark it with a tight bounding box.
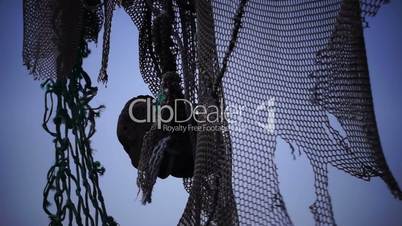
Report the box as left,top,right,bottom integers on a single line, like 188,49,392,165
23,0,401,225
122,0,401,225
40,43,117,225
23,0,117,225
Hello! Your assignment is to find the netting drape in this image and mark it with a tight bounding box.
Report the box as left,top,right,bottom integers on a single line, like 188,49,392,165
122,0,401,225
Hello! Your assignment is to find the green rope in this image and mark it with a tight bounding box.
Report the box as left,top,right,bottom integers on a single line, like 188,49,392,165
41,42,117,226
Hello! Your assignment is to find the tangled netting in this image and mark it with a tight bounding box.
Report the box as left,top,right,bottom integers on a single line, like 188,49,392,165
24,0,401,225
41,42,117,226
23,0,117,225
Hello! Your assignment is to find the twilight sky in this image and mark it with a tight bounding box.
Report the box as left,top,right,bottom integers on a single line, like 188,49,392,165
0,1,401,226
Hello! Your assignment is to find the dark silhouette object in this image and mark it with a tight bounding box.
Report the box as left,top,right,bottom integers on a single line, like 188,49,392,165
117,95,194,179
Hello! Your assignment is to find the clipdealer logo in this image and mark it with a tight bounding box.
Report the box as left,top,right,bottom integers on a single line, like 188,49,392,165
128,97,275,134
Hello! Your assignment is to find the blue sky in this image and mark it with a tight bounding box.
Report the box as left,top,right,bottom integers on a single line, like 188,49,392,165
0,1,401,226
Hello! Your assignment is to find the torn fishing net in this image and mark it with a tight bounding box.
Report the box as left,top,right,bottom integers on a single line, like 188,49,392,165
121,0,401,225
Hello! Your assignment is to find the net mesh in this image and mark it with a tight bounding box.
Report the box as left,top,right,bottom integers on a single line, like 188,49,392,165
23,0,401,225
23,0,106,80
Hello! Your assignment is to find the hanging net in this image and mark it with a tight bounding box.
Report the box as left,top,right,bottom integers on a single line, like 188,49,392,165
23,0,401,225
23,0,117,225
120,0,401,225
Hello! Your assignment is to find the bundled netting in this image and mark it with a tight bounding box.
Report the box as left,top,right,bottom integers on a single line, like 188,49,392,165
24,0,401,225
